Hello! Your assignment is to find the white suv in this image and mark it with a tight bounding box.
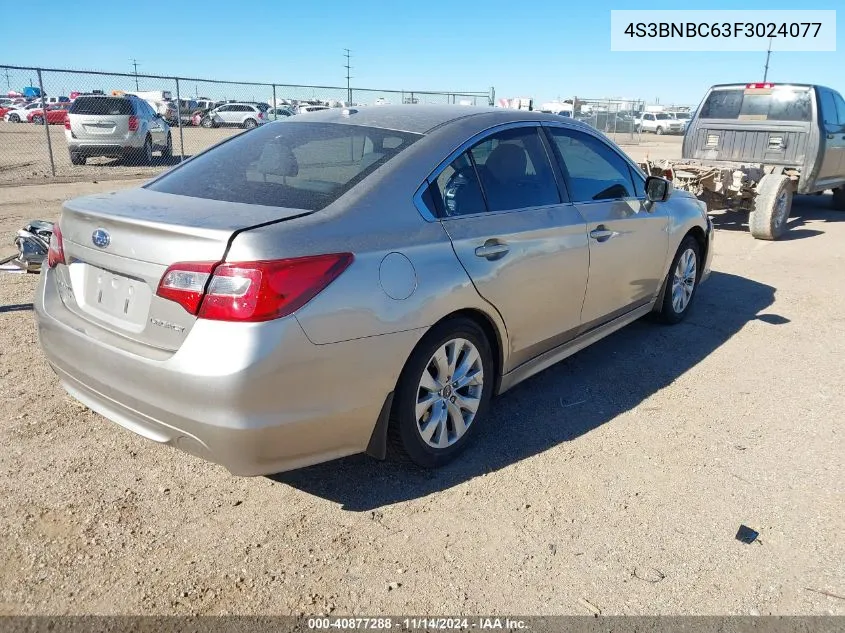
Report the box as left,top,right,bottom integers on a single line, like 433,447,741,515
636,112,685,135
65,95,172,165
201,103,268,129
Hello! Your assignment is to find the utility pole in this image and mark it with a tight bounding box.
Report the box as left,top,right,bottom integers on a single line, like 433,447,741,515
131,59,140,90
763,37,773,82
343,49,352,105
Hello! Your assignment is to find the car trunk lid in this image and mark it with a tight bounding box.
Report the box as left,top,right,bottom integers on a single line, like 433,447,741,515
52,188,311,353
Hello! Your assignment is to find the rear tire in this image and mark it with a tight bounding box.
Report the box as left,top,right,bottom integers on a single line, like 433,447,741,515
69,152,85,166
750,174,793,240
160,133,172,158
9,114,20,123
832,187,845,211
134,135,153,165
242,118,258,129
656,236,701,325
387,318,494,468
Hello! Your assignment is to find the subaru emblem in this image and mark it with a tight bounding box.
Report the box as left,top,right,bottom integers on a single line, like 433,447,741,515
92,228,110,249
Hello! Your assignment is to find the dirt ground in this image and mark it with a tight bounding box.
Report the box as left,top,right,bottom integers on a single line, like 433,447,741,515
0,136,843,616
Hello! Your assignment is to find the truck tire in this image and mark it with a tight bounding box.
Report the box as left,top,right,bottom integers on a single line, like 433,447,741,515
833,187,845,211
750,174,793,240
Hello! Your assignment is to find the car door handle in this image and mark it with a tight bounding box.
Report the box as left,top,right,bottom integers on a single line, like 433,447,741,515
589,228,619,242
474,241,509,259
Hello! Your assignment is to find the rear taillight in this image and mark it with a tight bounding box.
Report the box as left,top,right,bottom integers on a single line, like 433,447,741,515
258,111,264,119
128,115,139,131
48,223,65,268
156,253,353,322
63,115,70,130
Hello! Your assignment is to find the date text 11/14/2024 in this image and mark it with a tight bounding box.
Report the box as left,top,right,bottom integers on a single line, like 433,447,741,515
307,617,528,630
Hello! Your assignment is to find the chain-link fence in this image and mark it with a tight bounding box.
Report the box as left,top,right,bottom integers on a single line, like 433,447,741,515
566,97,646,144
0,64,492,184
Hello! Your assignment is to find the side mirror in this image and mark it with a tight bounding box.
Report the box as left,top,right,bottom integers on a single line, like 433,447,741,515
645,176,672,203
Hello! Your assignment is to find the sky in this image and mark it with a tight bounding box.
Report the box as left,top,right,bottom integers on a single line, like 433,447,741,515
0,0,842,108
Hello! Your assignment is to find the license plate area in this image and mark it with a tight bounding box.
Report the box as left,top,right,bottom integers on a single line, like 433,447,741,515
68,261,152,333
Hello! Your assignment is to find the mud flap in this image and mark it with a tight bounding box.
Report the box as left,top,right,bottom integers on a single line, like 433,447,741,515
365,392,394,460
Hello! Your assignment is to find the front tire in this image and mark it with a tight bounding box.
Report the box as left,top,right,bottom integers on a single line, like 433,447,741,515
656,236,701,325
388,318,494,468
160,133,172,158
655,126,664,135
832,187,845,211
201,116,215,128
32,115,43,125
750,174,793,240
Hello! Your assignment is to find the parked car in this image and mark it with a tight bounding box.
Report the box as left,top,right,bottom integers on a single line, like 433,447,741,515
667,111,692,132
200,102,268,129
636,112,684,135
64,94,172,165
35,106,713,476
163,99,198,125
4,102,44,122
268,107,294,120
43,96,71,105
28,104,70,125
297,104,329,114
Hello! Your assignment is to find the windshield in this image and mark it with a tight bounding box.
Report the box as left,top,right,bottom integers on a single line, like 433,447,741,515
699,86,813,121
147,122,422,210
655,113,670,120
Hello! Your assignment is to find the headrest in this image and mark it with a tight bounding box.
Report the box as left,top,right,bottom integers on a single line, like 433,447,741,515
256,143,299,177
484,143,527,182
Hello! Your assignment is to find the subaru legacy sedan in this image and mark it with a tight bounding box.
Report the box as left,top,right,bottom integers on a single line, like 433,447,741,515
35,106,713,476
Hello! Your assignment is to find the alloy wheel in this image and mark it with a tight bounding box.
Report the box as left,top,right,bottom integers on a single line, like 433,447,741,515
671,248,697,313
415,338,484,449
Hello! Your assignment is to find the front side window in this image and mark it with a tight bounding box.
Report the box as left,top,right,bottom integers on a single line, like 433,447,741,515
834,92,845,126
147,122,421,210
547,128,637,202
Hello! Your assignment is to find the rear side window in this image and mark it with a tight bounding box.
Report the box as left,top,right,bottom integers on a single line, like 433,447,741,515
147,122,421,210
699,87,812,122
69,97,133,116
547,128,637,202
469,127,560,212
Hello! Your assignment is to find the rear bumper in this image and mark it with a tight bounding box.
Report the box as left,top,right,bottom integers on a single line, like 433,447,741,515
35,267,423,476
67,143,135,158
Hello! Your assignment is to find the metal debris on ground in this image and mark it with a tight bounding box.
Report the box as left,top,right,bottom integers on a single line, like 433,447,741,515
0,220,53,274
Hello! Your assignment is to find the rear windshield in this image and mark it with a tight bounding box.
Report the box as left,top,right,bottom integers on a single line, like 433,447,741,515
69,97,133,116
699,87,812,121
147,122,422,210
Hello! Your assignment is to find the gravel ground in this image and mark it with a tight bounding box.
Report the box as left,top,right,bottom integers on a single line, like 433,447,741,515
0,137,843,616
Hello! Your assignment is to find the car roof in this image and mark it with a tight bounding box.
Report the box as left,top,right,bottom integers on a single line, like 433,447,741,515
289,104,581,134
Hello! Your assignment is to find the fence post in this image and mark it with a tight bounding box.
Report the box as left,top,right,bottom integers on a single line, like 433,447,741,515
175,77,185,161
272,84,277,115
489,86,495,107
36,69,56,177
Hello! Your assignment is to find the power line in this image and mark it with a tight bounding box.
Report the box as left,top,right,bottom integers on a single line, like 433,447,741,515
131,58,140,90
343,49,352,104
763,37,773,82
